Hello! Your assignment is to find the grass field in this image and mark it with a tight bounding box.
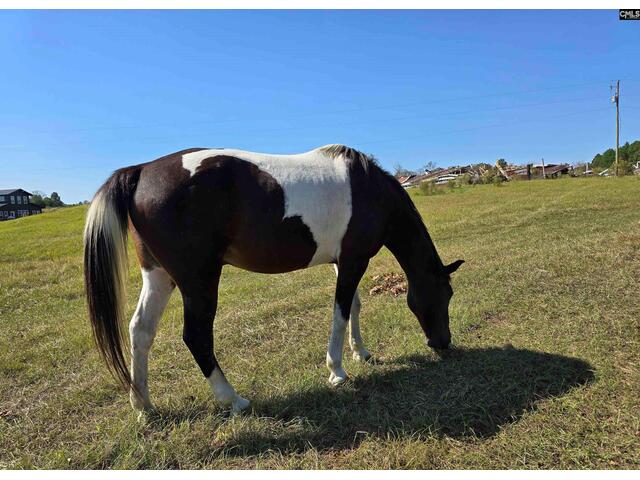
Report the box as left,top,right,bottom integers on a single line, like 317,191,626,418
1,177,639,469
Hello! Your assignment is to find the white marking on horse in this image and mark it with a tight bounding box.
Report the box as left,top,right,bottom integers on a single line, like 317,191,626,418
129,267,174,411
182,147,352,267
207,367,250,412
326,303,349,386
333,264,371,362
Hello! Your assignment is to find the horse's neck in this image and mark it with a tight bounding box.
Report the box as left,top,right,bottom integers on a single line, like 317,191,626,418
385,203,442,285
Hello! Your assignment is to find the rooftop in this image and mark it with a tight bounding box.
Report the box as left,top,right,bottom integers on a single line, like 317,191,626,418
0,188,33,196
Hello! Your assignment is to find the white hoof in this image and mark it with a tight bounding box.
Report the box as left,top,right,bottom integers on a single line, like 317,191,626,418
231,396,251,413
352,349,372,363
329,370,348,386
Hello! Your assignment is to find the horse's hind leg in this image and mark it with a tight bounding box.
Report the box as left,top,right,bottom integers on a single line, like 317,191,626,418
180,264,250,413
333,265,371,362
129,267,174,411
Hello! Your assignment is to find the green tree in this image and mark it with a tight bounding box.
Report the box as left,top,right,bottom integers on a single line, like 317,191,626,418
591,140,640,171
30,190,46,207
49,192,64,207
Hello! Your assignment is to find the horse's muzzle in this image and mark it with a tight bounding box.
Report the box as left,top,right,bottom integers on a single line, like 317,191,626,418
427,337,451,350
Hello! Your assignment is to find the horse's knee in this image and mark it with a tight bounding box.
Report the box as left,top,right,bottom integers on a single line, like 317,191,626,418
351,293,361,314
182,327,205,354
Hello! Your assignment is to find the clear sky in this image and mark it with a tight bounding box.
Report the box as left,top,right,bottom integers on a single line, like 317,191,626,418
1,9,639,203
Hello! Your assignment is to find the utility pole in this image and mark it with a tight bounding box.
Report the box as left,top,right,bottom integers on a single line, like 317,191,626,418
612,80,620,176
541,157,546,179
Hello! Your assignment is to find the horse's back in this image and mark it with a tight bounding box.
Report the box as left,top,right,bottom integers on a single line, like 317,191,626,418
130,147,355,275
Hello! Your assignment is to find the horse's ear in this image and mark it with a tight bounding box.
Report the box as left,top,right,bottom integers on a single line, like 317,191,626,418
443,259,465,275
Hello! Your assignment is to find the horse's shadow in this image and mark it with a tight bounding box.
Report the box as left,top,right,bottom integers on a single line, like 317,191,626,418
152,346,594,456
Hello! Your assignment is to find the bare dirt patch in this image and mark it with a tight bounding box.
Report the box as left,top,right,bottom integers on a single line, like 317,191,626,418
369,272,407,297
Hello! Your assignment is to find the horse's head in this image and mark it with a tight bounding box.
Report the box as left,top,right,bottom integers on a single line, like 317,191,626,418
406,259,464,350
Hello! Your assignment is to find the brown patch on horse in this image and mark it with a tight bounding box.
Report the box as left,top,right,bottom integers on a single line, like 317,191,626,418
130,221,160,271
199,155,318,273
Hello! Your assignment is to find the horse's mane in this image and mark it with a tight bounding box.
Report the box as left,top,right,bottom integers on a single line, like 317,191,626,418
318,144,442,269
382,169,446,273
317,144,376,174
317,145,415,218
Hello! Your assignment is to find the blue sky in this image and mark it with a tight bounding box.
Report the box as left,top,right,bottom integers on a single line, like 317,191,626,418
1,10,639,203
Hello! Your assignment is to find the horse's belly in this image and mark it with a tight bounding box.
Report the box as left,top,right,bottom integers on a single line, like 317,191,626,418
223,244,315,274
223,196,351,273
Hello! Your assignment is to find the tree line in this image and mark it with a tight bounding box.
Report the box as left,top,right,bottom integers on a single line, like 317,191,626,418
30,191,65,208
591,140,640,174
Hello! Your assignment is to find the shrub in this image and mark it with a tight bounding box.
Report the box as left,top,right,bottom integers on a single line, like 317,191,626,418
418,181,447,196
481,169,497,184
457,173,473,186
419,181,436,195
618,158,635,176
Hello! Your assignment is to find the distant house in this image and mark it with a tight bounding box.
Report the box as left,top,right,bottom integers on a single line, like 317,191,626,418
0,189,43,221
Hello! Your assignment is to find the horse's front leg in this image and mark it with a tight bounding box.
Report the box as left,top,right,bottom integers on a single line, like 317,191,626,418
333,265,371,362
348,290,371,362
327,259,369,386
180,264,250,413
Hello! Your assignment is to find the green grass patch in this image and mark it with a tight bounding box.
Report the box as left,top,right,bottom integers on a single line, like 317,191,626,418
1,177,639,468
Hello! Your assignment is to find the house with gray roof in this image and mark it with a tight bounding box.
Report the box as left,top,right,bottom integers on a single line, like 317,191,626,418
0,189,43,221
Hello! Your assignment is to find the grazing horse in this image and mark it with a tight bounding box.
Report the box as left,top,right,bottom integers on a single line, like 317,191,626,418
84,144,463,414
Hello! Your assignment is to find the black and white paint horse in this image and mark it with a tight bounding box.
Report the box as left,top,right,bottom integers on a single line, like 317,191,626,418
84,144,463,414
